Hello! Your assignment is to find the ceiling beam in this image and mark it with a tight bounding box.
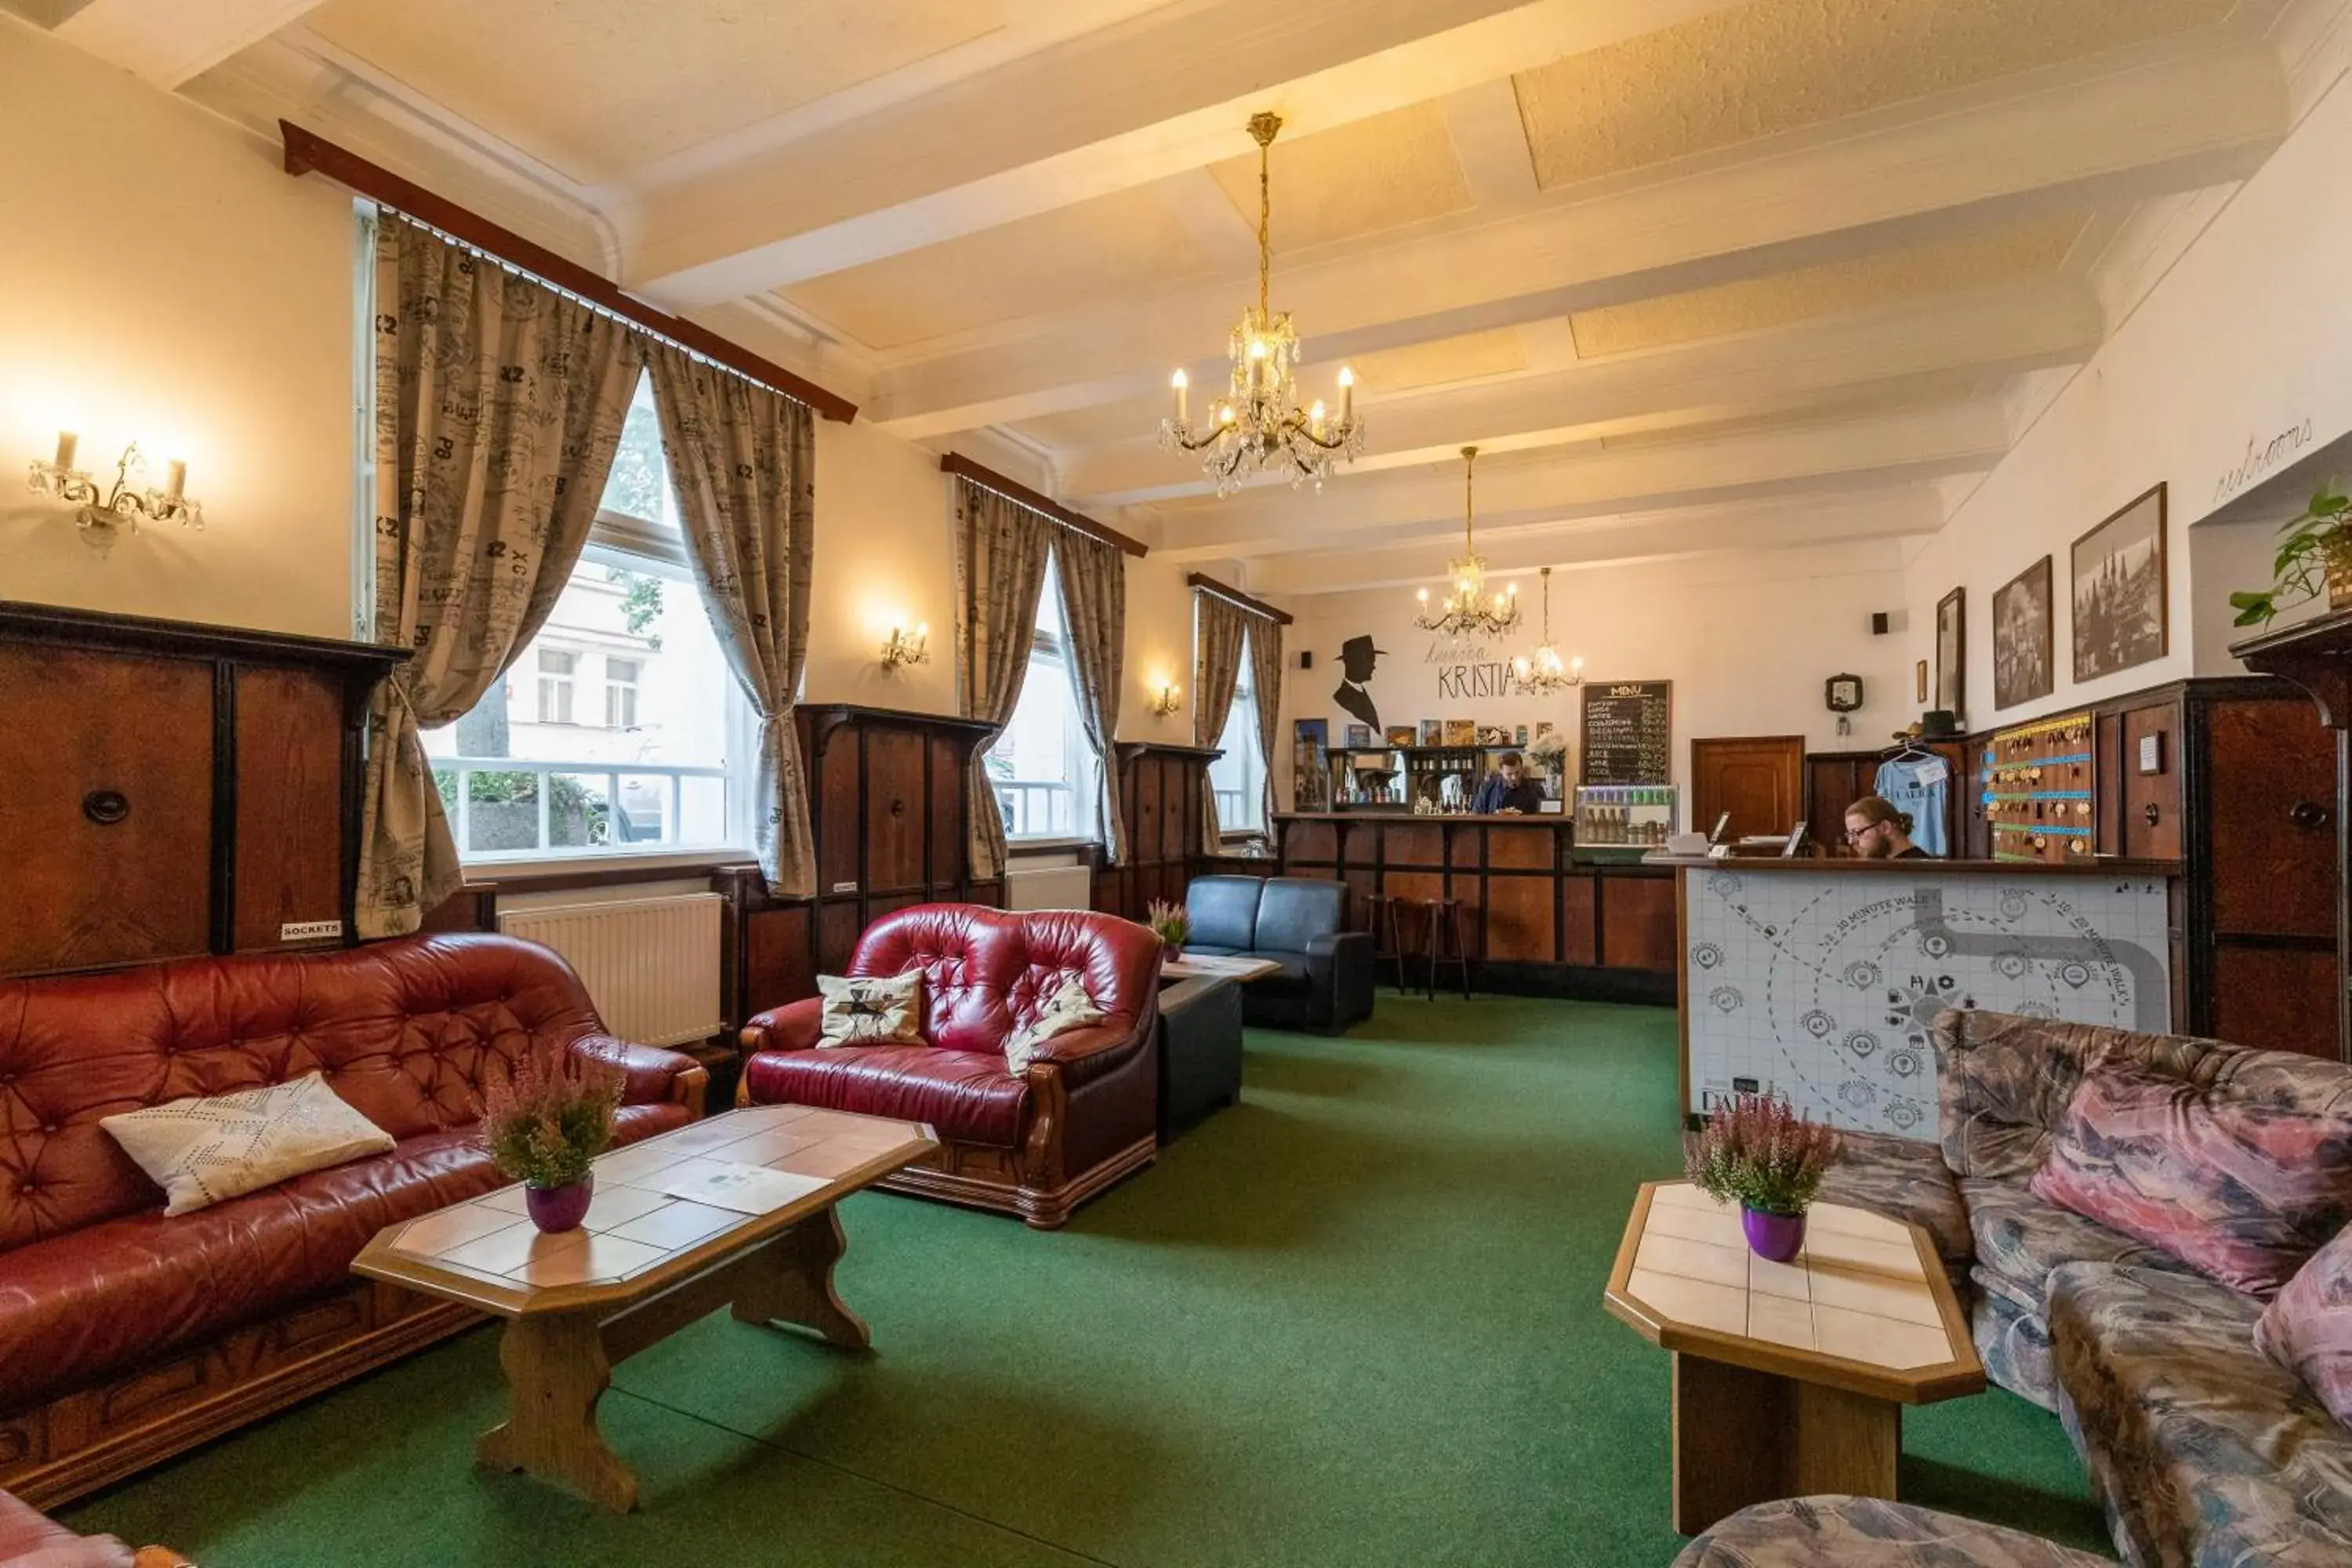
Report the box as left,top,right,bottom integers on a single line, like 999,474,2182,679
623,0,1748,307
1146,403,2011,561
1065,280,2096,504
53,0,328,89
1240,486,1948,596
867,44,2284,437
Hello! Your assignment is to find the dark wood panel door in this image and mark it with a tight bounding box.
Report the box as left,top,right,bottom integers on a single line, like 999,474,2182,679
1803,754,1875,856
862,727,926,891
232,666,348,951
2206,697,2336,938
0,647,215,973
2212,945,2339,1060
1691,736,1806,841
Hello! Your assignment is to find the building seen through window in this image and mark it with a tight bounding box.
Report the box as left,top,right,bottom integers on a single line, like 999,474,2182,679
985,551,1096,843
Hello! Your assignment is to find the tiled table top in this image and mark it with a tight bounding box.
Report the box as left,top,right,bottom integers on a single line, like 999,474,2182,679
1162,954,1282,982
353,1105,935,1316
1603,1180,1984,1404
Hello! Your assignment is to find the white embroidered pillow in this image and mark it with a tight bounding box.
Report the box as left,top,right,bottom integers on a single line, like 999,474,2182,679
1005,975,1107,1075
818,972,924,1046
100,1073,397,1217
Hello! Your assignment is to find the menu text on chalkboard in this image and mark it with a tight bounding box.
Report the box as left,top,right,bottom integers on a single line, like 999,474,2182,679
1580,681,1673,785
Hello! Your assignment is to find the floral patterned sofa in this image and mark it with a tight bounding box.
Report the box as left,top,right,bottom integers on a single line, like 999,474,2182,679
1671,1497,2107,1567
1816,1009,2352,1566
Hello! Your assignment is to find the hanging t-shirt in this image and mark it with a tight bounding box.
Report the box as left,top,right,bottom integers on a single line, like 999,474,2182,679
1873,755,1951,858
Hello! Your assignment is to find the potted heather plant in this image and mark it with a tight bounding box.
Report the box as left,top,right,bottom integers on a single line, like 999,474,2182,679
481,1043,625,1233
1684,1094,1843,1262
1145,898,1190,960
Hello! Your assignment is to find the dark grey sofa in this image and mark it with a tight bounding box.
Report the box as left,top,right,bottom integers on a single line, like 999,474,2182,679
1181,876,1374,1034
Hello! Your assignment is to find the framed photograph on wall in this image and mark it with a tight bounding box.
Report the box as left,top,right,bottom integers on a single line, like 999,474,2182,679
2072,483,2169,683
1385,725,1418,748
1915,660,1929,703
1419,718,1443,746
1992,556,2054,710
1291,719,1329,811
1934,587,1965,716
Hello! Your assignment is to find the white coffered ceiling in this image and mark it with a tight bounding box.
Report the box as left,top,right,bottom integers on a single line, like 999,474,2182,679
14,0,2339,597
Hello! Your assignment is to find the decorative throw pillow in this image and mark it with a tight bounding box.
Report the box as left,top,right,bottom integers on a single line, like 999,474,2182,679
100,1073,396,1217
1004,975,1106,1075
817,972,924,1047
2255,1221,2352,1426
2029,1061,2352,1297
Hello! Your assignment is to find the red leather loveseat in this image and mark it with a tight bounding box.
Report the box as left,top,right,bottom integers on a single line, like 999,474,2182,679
740,905,1160,1229
0,933,704,1509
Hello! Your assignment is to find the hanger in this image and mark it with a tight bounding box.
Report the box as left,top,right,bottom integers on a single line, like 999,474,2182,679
1882,734,1933,764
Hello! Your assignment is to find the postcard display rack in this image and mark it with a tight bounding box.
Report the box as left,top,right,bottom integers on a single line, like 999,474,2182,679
1985,710,2096,863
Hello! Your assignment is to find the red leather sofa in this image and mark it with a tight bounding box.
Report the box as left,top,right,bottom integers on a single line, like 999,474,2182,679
0,933,704,1509
740,905,1160,1229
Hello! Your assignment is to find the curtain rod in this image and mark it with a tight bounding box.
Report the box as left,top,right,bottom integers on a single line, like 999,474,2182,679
938,453,1149,557
281,121,858,423
1186,572,1293,625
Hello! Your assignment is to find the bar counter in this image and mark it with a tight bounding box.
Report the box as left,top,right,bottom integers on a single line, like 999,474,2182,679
1660,853,2183,1137
1272,811,1673,1002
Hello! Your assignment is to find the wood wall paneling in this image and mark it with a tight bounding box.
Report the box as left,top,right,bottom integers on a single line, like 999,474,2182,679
1691,737,1806,840
231,666,347,952
1603,875,1679,970
742,905,815,1019
2093,711,2125,857
2211,944,2339,1060
1483,875,1555,962
2119,700,2182,861
1488,826,1554,870
1561,873,1599,966
2204,697,2335,938
862,727,926,891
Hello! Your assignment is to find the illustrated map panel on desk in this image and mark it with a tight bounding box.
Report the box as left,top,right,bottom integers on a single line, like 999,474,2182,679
1685,868,2170,1138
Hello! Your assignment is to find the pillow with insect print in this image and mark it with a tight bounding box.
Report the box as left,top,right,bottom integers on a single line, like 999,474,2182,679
816,973,924,1047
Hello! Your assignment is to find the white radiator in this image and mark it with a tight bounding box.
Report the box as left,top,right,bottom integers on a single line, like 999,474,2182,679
499,893,724,1048
1004,864,1094,911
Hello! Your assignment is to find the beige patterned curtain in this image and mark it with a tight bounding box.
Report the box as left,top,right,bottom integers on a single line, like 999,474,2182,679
1054,530,1128,866
645,343,818,899
954,479,1054,881
1192,590,1249,845
358,217,645,938
1245,608,1285,833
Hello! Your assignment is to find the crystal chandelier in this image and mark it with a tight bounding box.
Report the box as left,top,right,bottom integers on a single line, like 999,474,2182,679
1159,112,1363,495
1414,446,1520,635
1512,567,1584,693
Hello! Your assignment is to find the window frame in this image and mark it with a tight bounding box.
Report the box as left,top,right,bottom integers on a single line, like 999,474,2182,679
985,557,1100,848
1208,631,1269,837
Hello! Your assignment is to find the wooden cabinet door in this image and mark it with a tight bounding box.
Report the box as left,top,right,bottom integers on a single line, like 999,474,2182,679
1691,736,1806,840
0,646,215,973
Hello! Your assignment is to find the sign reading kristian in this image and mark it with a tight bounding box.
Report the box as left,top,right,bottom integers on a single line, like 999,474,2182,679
1425,633,1530,700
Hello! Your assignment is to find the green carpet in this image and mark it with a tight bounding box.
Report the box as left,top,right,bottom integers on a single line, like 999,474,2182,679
62,996,2110,1566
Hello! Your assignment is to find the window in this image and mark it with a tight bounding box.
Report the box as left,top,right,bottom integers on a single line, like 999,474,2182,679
422,372,756,863
536,649,578,724
604,656,641,730
1208,626,1267,834
985,551,1097,843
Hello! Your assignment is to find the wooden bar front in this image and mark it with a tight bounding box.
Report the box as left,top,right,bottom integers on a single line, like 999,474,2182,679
1273,812,1674,1003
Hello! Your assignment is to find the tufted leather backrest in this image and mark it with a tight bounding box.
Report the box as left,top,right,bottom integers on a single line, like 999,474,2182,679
848,905,1160,1056
0,934,607,1254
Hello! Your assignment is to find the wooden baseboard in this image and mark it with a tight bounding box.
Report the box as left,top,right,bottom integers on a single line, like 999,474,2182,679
880,1135,1156,1229
0,1280,481,1512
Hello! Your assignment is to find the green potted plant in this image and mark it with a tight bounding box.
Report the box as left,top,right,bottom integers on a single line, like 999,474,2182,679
1145,898,1190,961
481,1043,625,1233
2229,480,2352,626
1684,1095,1842,1261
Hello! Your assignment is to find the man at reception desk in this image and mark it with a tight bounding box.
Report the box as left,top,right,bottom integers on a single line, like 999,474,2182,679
1843,794,1932,858
1471,751,1545,815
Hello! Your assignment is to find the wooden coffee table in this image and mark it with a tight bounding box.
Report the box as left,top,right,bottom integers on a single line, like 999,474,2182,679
1602,1180,1984,1534
1161,953,1281,983
354,1105,936,1512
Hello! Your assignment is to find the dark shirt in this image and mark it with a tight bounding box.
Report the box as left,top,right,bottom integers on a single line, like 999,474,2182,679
1893,844,1929,859
1472,774,1544,815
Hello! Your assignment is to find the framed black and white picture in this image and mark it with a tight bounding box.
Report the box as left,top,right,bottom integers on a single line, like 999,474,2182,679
2072,484,2168,683
1992,556,2054,711
1934,587,1965,716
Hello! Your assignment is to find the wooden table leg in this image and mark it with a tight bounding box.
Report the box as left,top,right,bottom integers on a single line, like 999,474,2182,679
476,1312,637,1513
1670,1354,1900,1534
731,1204,871,1348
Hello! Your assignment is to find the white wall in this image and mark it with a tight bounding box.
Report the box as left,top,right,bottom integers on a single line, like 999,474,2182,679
805,416,961,712
0,20,358,637
1904,69,2352,725
1283,543,1913,810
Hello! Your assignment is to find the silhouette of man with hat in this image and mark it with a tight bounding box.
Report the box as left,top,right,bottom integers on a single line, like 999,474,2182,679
1334,635,1384,731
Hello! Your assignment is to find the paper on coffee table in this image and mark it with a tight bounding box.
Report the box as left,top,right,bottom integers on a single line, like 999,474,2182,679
660,1161,832,1216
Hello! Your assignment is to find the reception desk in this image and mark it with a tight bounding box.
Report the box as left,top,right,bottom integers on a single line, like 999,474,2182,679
1657,855,2184,1138
1272,812,1675,1002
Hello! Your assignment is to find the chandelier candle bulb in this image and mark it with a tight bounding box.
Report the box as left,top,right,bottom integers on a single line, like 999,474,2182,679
1171,369,1188,425
165,459,186,500
1340,367,1355,421
53,431,78,470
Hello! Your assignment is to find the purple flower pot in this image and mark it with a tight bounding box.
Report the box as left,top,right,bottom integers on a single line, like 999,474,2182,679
1741,1204,1806,1263
527,1174,594,1234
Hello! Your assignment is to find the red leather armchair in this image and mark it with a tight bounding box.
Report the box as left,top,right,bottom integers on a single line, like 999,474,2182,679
0,932,705,1509
740,905,1161,1229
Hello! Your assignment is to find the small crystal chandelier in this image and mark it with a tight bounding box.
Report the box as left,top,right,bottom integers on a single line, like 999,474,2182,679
1512,568,1584,694
1159,112,1363,496
1414,446,1520,636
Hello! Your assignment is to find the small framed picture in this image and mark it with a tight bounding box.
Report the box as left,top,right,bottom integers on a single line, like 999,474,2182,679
1443,718,1476,746
1915,660,1929,703
1515,724,1530,745
1476,724,1512,746
1419,718,1443,746
2072,483,2169,683
1992,555,2055,710
1934,587,1965,715
1346,724,1373,748
1385,725,1418,748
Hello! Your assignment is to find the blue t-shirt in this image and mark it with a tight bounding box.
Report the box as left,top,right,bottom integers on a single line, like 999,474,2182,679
1873,756,1950,856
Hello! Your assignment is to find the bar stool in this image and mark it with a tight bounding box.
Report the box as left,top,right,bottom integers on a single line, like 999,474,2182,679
1421,897,1473,1002
1363,892,1411,993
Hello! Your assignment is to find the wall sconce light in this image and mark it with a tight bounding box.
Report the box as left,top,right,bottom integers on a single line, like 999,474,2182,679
1148,679,1182,718
28,434,203,554
880,622,930,671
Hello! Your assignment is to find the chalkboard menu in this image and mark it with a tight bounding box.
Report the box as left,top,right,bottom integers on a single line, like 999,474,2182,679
1579,681,1673,785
